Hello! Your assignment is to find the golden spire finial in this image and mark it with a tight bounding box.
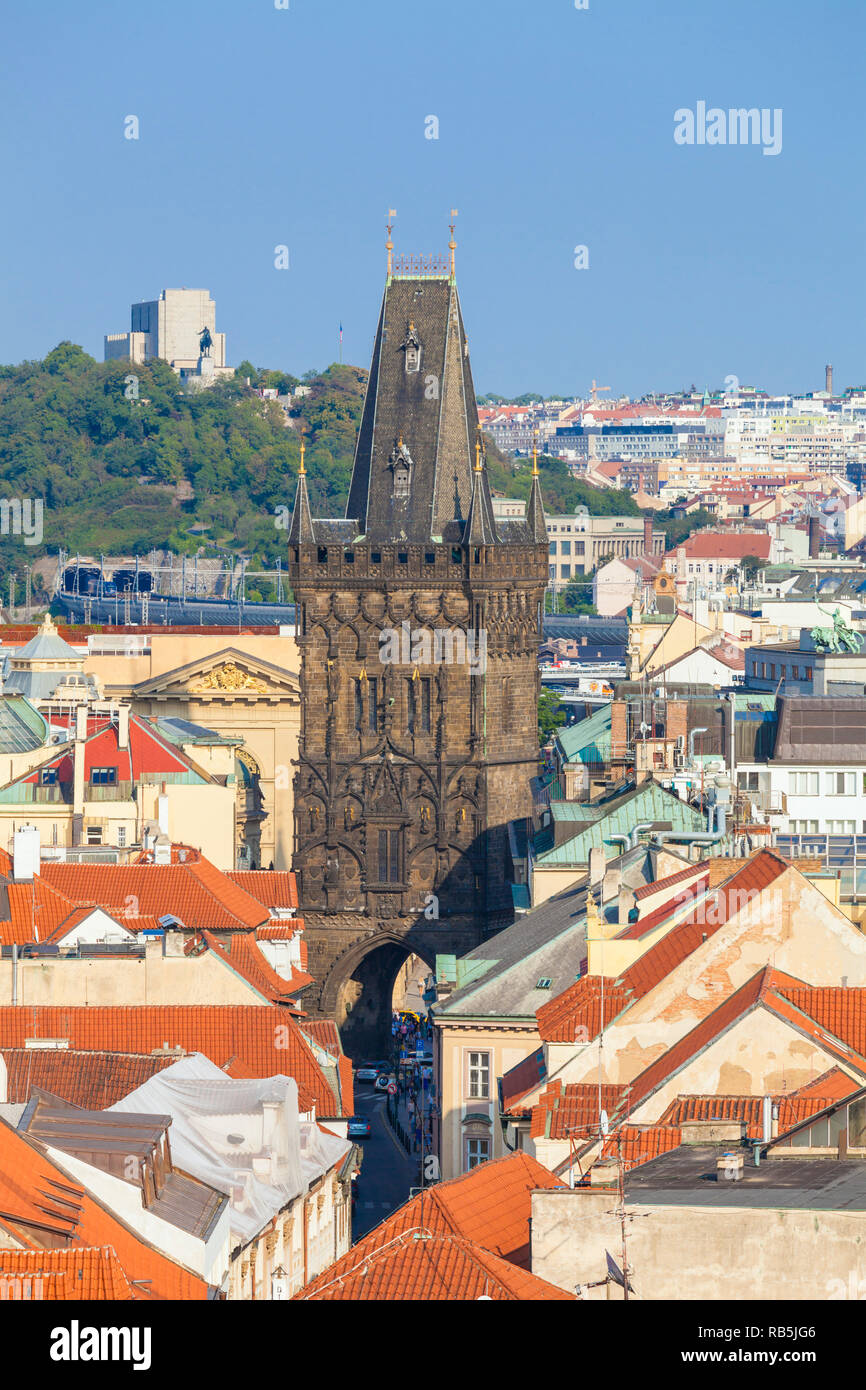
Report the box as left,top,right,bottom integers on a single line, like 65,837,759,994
449,208,458,277
532,442,539,478
474,436,483,473
299,438,306,475
386,208,396,275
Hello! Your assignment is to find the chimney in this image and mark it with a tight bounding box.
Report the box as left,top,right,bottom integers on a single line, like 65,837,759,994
643,515,653,556
825,364,833,395
618,886,637,926
13,825,40,881
157,784,169,837
75,704,88,742
808,515,820,559
588,846,606,891
118,705,130,751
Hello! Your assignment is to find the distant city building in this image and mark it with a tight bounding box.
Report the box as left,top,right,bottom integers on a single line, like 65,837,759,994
105,288,232,386
547,513,664,588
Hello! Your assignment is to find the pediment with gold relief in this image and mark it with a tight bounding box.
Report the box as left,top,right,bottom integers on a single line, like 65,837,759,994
125,647,301,700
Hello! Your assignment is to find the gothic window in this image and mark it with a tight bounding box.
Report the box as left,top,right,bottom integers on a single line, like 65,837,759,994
407,677,432,734
355,677,379,732
376,829,401,884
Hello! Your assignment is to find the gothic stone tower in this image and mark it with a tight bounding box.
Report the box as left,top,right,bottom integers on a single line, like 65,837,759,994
288,243,548,1041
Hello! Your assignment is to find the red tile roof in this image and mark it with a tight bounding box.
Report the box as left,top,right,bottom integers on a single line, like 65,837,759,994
501,1047,548,1115
40,858,268,931
0,1245,135,1300
536,976,633,1045
538,854,789,1042
679,532,772,560
1,877,83,946
199,931,312,1005
531,1079,628,1140
228,872,299,910
0,1120,209,1299
615,877,709,941
0,1006,345,1117
633,863,707,902
300,1020,342,1057
297,1232,572,1301
0,1049,176,1107
601,1125,684,1170
298,1151,568,1299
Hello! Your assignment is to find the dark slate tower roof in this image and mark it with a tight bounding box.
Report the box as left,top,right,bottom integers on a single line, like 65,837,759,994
526,448,548,544
464,443,499,545
345,272,484,544
287,442,315,545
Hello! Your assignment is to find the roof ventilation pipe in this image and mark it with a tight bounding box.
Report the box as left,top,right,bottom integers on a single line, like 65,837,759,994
627,822,654,850
689,727,708,763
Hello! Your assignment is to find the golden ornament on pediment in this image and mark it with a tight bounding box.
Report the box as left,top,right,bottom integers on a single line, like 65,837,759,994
193,662,270,694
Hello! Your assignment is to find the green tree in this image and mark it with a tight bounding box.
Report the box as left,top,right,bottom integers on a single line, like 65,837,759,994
538,689,567,743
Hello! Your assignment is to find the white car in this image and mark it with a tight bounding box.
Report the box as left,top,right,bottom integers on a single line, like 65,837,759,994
355,1060,390,1083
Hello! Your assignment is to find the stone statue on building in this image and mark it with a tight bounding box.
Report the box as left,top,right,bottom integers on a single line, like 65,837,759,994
809,604,864,654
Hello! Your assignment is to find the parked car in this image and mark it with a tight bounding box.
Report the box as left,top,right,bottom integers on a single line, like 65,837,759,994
355,1060,391,1083
347,1116,372,1140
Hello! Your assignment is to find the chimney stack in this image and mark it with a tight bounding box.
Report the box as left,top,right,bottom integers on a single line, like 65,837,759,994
118,705,130,751
13,825,40,882
825,364,833,395
643,515,653,556
808,514,820,559
75,704,88,742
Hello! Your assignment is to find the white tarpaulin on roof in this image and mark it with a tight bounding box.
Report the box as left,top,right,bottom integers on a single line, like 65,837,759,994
109,1053,351,1245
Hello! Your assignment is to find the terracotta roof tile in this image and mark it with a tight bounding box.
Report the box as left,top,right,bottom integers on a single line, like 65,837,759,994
300,1151,566,1301
536,977,632,1045
537,854,790,1043
199,931,312,1005
531,1081,627,1140
297,1232,573,1301
0,1119,209,1299
228,872,298,910
633,863,707,902
601,1125,683,1170
501,1047,548,1115
0,1005,345,1117
40,858,267,931
300,1021,342,1057
0,1245,135,1300
0,1049,176,1107
680,532,772,560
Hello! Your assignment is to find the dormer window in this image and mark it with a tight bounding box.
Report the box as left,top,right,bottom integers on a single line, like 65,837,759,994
402,321,421,374
389,437,413,498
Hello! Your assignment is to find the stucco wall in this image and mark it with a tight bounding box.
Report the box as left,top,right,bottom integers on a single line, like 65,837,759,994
532,1185,866,1300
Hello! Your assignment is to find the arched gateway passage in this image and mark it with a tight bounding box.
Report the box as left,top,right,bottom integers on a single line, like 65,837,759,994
319,932,436,1062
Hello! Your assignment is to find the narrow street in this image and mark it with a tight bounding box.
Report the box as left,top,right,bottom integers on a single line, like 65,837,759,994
351,1086,417,1240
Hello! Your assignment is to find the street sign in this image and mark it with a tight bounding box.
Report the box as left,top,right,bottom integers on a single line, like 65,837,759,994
387,1083,398,1096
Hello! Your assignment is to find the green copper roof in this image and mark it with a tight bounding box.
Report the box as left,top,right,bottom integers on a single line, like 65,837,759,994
556,705,612,765
534,781,707,867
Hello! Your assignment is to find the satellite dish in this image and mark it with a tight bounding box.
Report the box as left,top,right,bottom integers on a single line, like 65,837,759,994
600,1109,610,1136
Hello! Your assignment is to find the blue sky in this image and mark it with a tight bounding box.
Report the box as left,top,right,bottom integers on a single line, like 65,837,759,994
1,0,863,397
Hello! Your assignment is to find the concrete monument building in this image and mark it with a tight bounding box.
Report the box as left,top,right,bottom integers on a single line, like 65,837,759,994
105,288,232,384
287,222,549,1052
